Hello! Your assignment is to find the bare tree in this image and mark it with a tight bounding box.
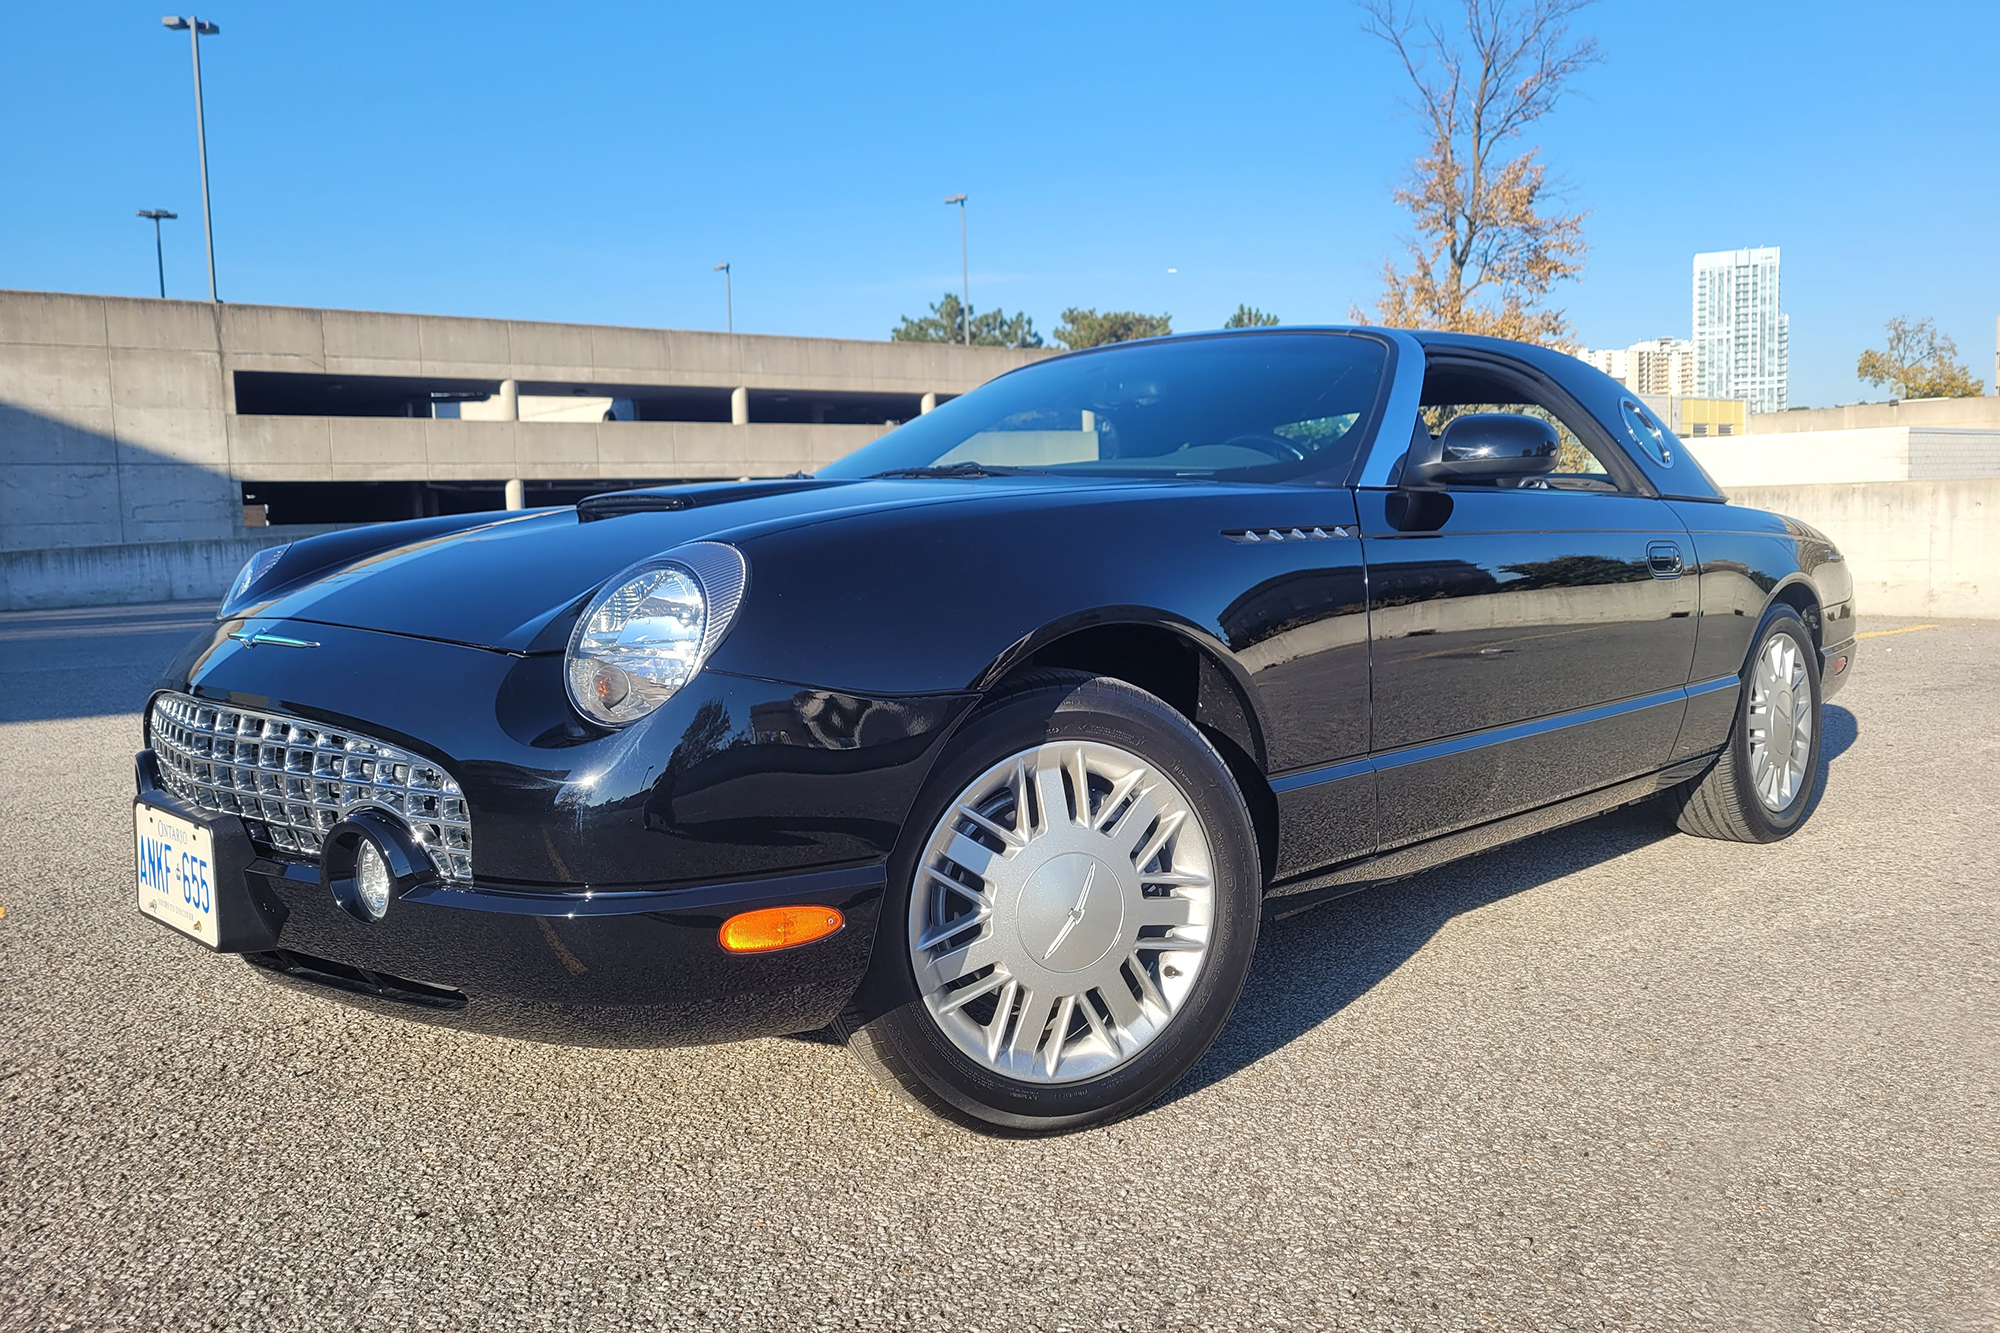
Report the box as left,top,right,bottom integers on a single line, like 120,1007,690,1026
1354,0,1600,346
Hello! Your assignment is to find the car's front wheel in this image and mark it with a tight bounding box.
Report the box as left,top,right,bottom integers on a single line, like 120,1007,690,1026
1667,604,1824,842
839,671,1261,1134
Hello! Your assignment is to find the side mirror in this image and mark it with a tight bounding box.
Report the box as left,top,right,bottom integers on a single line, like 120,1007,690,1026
1403,412,1561,488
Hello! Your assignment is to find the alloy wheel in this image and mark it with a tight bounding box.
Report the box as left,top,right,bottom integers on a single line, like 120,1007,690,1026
907,740,1216,1084
1747,632,1813,811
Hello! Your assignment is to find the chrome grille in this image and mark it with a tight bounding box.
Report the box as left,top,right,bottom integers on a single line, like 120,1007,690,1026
147,692,473,883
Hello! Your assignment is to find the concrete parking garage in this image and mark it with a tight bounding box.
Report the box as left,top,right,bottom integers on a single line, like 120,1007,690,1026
0,606,1994,1331
0,290,1049,610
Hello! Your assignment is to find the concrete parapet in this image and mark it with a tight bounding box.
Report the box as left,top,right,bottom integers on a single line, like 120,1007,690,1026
8,483,1993,621
1750,397,2000,435
0,529,338,612
1687,428,2000,488
1727,480,1999,619
221,415,888,481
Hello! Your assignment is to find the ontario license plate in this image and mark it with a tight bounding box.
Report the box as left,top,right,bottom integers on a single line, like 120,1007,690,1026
135,804,218,947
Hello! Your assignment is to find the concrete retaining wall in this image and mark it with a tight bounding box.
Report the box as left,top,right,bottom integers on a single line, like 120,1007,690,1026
0,529,337,611
1728,480,1999,619
9,484,1992,621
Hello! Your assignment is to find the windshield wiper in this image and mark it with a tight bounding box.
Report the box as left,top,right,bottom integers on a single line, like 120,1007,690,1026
867,462,1026,479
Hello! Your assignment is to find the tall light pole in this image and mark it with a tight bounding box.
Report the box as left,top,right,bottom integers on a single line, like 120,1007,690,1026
944,194,968,345
712,262,732,334
161,16,221,302
136,209,178,298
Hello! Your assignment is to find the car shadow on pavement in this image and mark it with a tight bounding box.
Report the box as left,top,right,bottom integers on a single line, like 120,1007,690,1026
1160,703,1859,1106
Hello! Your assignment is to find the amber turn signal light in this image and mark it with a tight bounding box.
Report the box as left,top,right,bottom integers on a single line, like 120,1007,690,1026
718,905,844,953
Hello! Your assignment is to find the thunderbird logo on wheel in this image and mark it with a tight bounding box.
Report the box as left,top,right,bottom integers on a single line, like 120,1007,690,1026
1041,863,1096,962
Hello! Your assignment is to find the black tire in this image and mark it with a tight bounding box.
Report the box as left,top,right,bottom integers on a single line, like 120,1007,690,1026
1666,604,1823,843
837,670,1262,1134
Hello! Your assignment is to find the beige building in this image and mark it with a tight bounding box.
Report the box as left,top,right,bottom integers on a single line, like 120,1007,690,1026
1579,337,1695,397
1638,395,1746,439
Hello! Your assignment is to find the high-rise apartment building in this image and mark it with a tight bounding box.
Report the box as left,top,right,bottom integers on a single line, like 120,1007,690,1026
1628,336,1695,397
1577,346,1629,383
1577,337,1694,396
1692,246,1789,413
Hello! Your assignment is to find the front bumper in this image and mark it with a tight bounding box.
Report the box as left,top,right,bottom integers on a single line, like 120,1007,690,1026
1820,634,1856,702
136,751,886,1046
134,614,979,1043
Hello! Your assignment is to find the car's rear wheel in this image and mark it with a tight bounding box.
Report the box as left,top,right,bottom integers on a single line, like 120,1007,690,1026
838,671,1260,1134
1667,604,1823,842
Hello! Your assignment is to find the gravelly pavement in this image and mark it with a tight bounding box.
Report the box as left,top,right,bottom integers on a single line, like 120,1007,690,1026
1,605,1994,1332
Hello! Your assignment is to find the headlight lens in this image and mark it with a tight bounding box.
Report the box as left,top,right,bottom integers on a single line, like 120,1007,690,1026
564,543,747,728
219,543,290,618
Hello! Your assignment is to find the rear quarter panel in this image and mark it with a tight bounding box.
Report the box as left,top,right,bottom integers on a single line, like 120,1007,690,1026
1666,499,1855,754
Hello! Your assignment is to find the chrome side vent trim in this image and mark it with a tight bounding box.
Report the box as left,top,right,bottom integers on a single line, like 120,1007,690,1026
1223,526,1353,543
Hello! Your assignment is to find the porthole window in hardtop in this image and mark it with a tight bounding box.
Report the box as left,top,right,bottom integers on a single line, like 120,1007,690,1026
1619,399,1675,466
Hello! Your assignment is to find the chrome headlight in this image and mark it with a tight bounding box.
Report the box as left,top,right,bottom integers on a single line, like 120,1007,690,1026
219,543,291,618
565,542,748,728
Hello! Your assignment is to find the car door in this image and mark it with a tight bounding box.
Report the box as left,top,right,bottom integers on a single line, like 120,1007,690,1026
1359,349,1698,850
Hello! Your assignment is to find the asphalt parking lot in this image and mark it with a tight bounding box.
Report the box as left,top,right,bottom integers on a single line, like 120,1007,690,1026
1,604,1994,1332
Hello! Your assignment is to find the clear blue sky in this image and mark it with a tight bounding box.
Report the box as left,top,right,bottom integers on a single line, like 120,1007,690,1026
5,1,1995,408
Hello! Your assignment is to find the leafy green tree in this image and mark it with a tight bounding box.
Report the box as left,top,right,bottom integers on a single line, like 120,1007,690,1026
1856,316,1985,398
1053,308,1172,350
1224,305,1280,328
890,293,1043,348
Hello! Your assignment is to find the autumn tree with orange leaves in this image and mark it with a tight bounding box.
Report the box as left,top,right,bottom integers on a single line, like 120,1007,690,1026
1355,0,1599,347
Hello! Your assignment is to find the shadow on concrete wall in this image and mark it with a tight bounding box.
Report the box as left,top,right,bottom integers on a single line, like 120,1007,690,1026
1160,703,1860,1104
0,402,320,612
0,401,241,552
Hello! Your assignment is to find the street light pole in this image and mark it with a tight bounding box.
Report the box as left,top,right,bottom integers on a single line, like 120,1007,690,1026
713,262,732,334
161,16,221,302
136,210,178,298
944,194,968,345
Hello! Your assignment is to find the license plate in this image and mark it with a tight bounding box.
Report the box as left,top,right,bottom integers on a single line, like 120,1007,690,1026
135,804,218,947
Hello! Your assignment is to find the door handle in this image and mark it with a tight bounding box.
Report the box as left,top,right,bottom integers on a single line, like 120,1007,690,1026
1647,541,1684,578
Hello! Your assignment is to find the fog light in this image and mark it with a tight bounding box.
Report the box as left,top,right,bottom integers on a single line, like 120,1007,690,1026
719,905,843,953
355,838,394,921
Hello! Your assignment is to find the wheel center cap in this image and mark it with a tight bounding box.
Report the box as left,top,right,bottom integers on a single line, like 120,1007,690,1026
1016,853,1124,974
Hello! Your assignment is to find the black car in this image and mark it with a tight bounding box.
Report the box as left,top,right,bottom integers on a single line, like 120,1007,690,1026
133,328,1855,1132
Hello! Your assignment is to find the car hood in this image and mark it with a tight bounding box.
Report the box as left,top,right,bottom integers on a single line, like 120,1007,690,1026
241,477,1099,653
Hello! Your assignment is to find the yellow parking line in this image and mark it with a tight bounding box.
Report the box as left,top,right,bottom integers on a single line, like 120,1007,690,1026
1856,624,1938,639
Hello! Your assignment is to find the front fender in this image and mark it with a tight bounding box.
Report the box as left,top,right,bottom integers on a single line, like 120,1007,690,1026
711,483,1370,777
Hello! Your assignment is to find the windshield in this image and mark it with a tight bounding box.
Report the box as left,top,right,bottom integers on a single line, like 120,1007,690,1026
818,332,1389,483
